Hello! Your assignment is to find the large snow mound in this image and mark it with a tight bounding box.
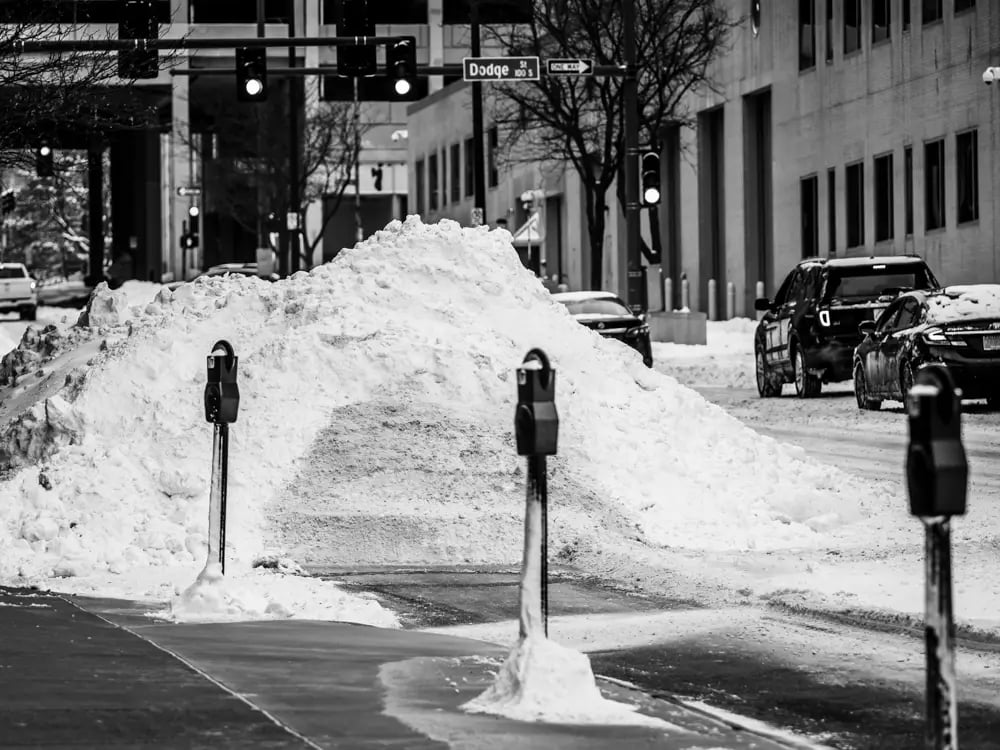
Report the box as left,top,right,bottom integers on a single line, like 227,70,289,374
0,217,899,620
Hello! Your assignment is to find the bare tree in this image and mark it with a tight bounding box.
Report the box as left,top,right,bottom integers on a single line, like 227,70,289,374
0,1,179,170
197,78,369,271
484,0,733,289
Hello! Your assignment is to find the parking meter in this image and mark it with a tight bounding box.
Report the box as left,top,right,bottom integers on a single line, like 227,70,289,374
204,340,240,424
515,348,558,456
906,364,967,517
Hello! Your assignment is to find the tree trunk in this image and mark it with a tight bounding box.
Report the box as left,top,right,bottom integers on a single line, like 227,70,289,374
582,178,609,290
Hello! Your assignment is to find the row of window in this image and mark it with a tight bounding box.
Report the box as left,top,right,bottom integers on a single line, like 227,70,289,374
800,129,978,257
413,127,499,215
799,0,976,70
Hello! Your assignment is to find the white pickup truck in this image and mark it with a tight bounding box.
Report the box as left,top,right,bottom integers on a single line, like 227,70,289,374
0,263,37,320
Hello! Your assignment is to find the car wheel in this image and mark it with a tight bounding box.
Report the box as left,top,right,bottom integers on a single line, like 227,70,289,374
755,344,781,398
900,360,915,401
854,361,882,411
793,345,822,398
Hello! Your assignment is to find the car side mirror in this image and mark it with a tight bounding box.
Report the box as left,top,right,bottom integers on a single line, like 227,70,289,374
859,320,876,336
754,297,772,312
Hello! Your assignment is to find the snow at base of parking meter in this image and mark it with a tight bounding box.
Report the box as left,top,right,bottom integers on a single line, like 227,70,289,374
0,216,898,626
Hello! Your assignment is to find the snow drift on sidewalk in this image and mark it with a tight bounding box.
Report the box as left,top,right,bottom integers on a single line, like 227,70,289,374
0,217,901,625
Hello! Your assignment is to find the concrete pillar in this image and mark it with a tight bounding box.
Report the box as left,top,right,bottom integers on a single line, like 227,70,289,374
428,0,444,93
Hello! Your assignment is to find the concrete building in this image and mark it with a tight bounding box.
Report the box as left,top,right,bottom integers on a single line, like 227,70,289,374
667,0,999,318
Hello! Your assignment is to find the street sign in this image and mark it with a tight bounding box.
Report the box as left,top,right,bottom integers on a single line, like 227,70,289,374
177,186,201,197
463,56,540,82
546,58,594,76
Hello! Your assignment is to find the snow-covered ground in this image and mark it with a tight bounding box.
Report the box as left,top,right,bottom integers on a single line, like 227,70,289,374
0,219,996,649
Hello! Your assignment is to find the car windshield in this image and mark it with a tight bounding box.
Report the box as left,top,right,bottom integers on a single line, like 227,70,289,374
823,265,937,302
0,267,26,279
925,285,1000,324
561,298,632,316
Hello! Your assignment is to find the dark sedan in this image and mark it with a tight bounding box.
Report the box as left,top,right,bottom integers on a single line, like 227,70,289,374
553,291,653,367
853,285,1000,410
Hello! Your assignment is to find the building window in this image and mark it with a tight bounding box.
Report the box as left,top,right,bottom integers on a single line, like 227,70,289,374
922,0,942,24
874,153,893,242
846,161,864,248
957,129,979,224
799,0,815,70
449,143,460,204
825,0,833,62
925,138,945,231
463,137,474,197
801,175,818,258
843,0,860,54
872,0,890,44
487,126,499,187
415,158,426,216
827,168,836,255
955,0,975,12
903,0,910,30
428,152,439,211
904,146,913,234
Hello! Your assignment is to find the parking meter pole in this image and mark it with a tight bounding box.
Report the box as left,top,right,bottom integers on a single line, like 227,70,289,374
924,518,957,750
515,349,558,642
204,340,240,576
905,364,967,750
207,423,229,574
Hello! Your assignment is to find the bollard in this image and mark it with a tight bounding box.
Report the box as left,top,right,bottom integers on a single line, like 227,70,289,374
726,282,736,320
707,279,718,321
663,277,672,312
680,277,690,311
755,280,766,321
514,348,558,640
204,340,240,575
906,364,967,750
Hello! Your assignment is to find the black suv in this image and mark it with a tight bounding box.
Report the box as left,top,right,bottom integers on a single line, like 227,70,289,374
754,256,940,398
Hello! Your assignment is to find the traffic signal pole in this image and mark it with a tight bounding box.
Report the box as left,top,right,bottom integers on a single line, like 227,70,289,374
287,4,301,274
622,0,646,314
471,6,487,227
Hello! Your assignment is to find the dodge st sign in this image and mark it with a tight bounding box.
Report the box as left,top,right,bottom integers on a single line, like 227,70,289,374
463,56,541,81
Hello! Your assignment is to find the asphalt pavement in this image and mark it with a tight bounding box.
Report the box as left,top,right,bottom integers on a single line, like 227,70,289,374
0,585,813,749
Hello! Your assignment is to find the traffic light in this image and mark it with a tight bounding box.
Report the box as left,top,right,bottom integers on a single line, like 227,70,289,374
640,151,661,206
36,144,54,177
188,205,200,243
337,0,376,77
0,190,14,215
236,47,268,102
387,37,417,97
118,0,159,79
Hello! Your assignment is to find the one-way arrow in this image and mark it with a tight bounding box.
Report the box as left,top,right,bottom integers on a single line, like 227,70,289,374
545,58,594,76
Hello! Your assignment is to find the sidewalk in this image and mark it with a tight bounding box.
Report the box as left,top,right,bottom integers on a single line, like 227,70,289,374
0,585,818,749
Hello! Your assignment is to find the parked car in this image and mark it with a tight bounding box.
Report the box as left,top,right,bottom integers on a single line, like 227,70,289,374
0,262,38,320
164,263,280,291
754,255,940,398
853,285,1000,411
553,290,653,367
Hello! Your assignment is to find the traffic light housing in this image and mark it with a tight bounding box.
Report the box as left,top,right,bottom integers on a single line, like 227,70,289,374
36,144,54,177
337,0,377,77
640,151,661,206
236,47,268,102
387,37,417,97
118,0,159,79
188,205,200,244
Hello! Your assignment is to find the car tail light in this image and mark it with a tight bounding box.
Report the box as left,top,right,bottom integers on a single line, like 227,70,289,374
818,309,831,327
923,327,967,346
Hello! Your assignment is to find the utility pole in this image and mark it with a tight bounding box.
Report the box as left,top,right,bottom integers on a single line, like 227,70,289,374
288,2,301,273
354,78,363,242
622,0,646,313
471,2,487,227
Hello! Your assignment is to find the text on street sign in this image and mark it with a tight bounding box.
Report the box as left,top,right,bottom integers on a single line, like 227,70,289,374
463,56,540,82
545,58,594,76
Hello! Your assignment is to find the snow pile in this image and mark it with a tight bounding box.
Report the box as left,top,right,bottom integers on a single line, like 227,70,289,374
463,636,673,727
926,284,1000,324
0,217,901,625
652,317,756,388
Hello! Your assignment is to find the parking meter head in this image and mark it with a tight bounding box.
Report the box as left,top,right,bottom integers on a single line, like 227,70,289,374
515,348,559,456
204,340,240,424
905,364,967,517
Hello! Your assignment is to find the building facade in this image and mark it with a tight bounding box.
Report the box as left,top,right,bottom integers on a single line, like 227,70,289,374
667,0,999,318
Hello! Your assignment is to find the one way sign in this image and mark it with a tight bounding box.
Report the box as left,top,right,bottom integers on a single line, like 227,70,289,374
545,58,594,76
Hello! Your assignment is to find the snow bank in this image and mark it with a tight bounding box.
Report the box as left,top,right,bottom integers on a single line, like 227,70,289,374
0,217,900,624
652,317,757,388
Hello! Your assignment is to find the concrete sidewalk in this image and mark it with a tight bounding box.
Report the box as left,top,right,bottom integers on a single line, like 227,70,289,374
0,586,817,749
